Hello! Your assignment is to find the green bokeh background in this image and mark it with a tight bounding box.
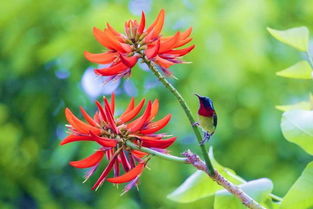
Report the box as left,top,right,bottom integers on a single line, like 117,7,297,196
1,0,312,208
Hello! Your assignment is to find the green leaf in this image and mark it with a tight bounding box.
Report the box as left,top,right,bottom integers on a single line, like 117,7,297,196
276,101,312,112
166,170,221,203
167,148,245,203
276,61,312,79
281,110,313,155
214,178,273,209
281,161,313,209
267,26,309,51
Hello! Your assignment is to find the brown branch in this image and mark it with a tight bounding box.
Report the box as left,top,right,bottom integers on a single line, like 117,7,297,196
182,150,266,209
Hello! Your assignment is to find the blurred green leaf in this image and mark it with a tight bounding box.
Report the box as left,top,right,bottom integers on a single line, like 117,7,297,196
167,148,246,203
281,161,313,209
276,61,312,79
214,178,273,209
276,101,312,112
281,110,313,155
276,94,313,111
267,26,309,51
166,170,221,203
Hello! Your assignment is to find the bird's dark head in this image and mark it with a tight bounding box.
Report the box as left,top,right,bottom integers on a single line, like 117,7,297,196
195,94,215,117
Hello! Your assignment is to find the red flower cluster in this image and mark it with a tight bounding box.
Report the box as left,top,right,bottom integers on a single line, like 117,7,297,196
84,9,194,79
60,94,175,192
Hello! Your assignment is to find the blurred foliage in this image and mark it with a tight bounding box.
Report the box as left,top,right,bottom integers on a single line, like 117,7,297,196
1,0,313,208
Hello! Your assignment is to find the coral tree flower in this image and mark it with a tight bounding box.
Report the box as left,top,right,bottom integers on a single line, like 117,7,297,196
60,93,175,192
84,9,194,79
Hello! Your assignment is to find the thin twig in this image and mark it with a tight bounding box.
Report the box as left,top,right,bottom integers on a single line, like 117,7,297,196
182,150,266,209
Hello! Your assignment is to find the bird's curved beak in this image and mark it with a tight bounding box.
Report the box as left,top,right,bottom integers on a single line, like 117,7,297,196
195,93,200,98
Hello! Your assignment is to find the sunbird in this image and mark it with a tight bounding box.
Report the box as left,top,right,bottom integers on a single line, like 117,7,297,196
194,94,217,144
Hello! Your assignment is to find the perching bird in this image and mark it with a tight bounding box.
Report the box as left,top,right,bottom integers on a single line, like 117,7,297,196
195,94,217,144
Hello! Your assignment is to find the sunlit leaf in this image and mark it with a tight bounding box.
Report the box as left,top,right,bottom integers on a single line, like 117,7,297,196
167,148,245,203
214,178,273,209
276,101,312,112
267,26,309,51
166,170,221,203
276,61,312,79
281,110,313,155
281,161,313,209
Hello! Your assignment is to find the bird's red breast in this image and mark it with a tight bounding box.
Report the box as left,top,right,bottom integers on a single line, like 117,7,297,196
198,103,215,117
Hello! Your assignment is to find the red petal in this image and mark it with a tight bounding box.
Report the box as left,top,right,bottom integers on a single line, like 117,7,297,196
167,45,195,56
106,23,124,42
95,101,108,122
159,32,180,53
141,137,176,149
122,97,135,116
106,162,145,183
127,101,152,132
140,114,171,134
60,134,117,147
180,27,192,39
145,40,160,59
119,55,138,68
131,150,148,158
110,93,115,115
137,11,146,34
91,151,120,190
95,62,129,76
119,151,131,172
173,37,192,48
65,108,101,135
154,56,175,69
146,10,165,38
119,99,145,123
80,107,98,127
89,133,118,147
84,51,116,64
93,27,125,52
103,97,118,133
69,151,104,168
147,99,159,122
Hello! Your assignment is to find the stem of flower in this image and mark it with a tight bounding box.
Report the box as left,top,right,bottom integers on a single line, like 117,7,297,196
139,55,215,176
125,141,188,163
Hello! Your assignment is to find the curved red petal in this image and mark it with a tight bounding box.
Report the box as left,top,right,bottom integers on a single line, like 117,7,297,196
167,45,195,56
147,99,159,122
65,108,101,135
159,32,180,53
119,151,131,172
69,151,104,168
95,62,129,76
80,107,98,127
173,37,192,48
140,114,171,134
84,51,116,64
103,97,118,133
146,9,165,38
154,56,175,69
122,97,135,116
106,162,145,183
145,40,160,59
131,150,148,158
91,151,120,190
110,93,115,115
119,99,145,124
95,101,108,122
127,101,152,132
137,11,146,34
106,23,124,42
141,137,176,149
119,55,138,68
